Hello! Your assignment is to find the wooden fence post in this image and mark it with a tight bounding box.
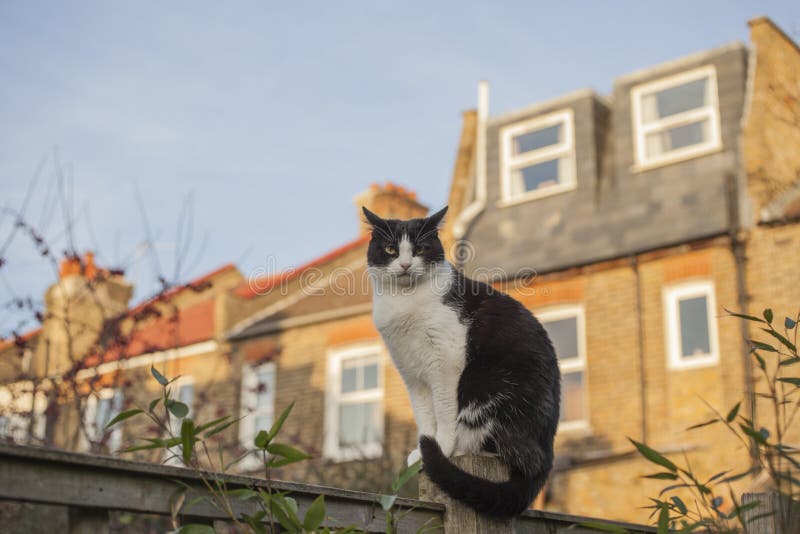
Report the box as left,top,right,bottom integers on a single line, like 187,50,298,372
741,493,800,534
418,454,515,533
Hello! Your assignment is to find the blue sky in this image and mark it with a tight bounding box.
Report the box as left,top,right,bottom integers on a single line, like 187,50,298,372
1,1,799,336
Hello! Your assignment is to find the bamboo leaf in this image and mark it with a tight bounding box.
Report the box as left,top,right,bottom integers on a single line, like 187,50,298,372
777,377,800,387
670,496,687,515
786,317,797,330
104,409,143,430
761,328,797,352
687,419,718,430
628,438,677,472
148,398,160,412
150,366,169,386
380,494,397,511
303,494,326,531
267,401,295,442
392,458,422,492
751,340,777,353
724,308,765,323
726,402,741,423
180,419,194,464
166,399,189,419
203,416,241,439
644,472,679,480
254,430,269,449
195,415,230,434
763,308,774,324
578,521,629,533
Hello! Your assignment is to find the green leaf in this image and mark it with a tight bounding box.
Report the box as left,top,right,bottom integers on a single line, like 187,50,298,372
148,398,160,412
268,401,295,441
670,496,687,515
577,521,629,533
786,317,797,330
686,419,718,430
392,459,422,493
266,442,312,467
120,438,167,453
180,419,195,464
195,415,230,434
267,442,311,461
763,308,774,324
151,365,169,386
724,308,765,324
227,488,258,500
380,494,397,511
726,402,741,423
643,472,679,480
104,408,143,430
254,430,269,449
657,505,669,534
303,494,326,531
740,423,767,444
628,438,677,472
751,340,777,353
761,328,797,352
754,351,766,371
263,492,303,532
203,416,241,438
166,399,189,419
174,525,215,534
777,377,800,387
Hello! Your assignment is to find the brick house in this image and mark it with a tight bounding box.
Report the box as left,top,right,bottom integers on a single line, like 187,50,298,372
2,15,799,525
439,16,800,521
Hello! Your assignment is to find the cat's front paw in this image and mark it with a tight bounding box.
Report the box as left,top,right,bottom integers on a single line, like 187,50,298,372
407,447,422,466
435,434,456,457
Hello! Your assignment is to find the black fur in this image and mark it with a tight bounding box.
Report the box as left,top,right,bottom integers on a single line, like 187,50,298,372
432,269,560,517
363,206,446,268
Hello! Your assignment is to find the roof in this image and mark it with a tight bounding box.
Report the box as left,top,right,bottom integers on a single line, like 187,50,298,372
229,237,371,340
0,263,237,364
234,235,369,299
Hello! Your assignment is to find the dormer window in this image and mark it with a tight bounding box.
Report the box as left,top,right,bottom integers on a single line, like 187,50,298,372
500,109,576,205
631,65,721,169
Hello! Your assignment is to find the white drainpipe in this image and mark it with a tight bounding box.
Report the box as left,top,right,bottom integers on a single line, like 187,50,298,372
453,80,489,239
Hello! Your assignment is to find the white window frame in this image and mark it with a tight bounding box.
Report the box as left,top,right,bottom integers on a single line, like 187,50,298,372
238,361,276,471
324,343,384,462
537,305,589,433
83,387,123,453
631,65,722,170
499,108,577,206
664,280,720,370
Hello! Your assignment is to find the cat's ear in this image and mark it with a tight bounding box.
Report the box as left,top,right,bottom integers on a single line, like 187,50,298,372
362,206,386,229
425,206,448,229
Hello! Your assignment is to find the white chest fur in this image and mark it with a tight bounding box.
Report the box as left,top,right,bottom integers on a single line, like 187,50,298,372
371,274,467,385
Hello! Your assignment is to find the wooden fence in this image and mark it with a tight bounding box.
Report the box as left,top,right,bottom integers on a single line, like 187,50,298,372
0,443,655,533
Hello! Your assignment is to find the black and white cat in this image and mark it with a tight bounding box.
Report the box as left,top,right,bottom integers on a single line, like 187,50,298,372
363,205,560,518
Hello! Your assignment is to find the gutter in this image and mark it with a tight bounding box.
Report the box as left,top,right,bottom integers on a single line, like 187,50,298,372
452,80,489,242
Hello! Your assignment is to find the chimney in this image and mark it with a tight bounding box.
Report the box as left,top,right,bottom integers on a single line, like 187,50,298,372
354,182,429,235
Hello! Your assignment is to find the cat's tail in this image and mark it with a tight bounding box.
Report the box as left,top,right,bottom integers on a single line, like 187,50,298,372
418,436,547,518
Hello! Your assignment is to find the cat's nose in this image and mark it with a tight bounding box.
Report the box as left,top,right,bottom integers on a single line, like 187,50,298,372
400,262,411,271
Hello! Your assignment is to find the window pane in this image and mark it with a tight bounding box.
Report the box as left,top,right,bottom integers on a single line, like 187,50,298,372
542,316,579,361
339,402,380,447
513,124,561,155
341,367,358,393
178,384,194,418
679,295,711,357
645,120,709,157
642,77,707,122
363,363,378,390
95,397,112,431
512,158,563,194
255,414,272,433
256,369,273,408
560,371,585,423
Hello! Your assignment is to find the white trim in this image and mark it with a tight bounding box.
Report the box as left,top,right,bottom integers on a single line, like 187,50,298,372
0,381,47,443
75,340,218,380
324,342,384,462
499,109,577,206
453,80,489,239
238,361,277,471
663,280,720,370
631,65,722,171
536,305,590,432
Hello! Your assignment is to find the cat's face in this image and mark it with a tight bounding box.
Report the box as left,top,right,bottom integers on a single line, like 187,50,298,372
363,206,448,285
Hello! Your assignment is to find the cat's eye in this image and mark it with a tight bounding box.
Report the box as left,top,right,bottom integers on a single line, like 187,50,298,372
413,244,426,255
384,245,397,255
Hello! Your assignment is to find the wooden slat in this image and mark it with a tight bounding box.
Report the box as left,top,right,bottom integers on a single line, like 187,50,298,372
0,444,441,533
